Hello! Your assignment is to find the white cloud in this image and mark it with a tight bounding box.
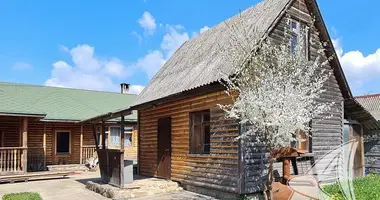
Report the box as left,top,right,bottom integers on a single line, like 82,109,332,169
138,11,156,35
131,31,143,44
129,85,145,95
334,38,380,94
45,44,132,92
135,50,166,78
200,26,210,33
12,62,32,71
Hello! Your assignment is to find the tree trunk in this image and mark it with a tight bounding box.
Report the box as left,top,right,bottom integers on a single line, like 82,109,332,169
263,154,274,200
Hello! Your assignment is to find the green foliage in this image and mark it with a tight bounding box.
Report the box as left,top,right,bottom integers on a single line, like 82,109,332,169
323,174,380,200
2,192,41,200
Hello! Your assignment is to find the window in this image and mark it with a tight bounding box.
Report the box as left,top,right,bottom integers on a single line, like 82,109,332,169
109,126,133,148
295,130,309,152
343,124,350,143
110,127,121,147
289,19,309,58
56,131,70,154
189,110,211,154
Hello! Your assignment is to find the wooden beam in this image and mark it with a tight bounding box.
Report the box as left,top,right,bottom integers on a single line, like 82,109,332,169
43,123,46,168
120,116,125,150
80,124,84,164
101,121,106,150
21,117,28,173
92,124,99,150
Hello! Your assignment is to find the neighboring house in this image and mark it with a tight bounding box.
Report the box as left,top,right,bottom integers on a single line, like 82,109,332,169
356,94,380,174
83,0,380,198
0,82,137,175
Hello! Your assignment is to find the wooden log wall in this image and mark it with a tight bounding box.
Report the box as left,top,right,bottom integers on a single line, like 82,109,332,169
242,0,344,194
0,116,20,147
138,90,240,193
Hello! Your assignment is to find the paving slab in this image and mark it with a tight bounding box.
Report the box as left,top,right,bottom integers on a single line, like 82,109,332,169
0,172,107,200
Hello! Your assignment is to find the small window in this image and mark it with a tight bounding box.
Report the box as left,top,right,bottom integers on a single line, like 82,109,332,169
189,110,211,154
110,127,121,147
343,124,350,143
124,126,133,147
289,19,309,58
56,131,70,154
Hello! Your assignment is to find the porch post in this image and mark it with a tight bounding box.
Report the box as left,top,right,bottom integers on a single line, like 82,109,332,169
80,124,83,164
22,117,28,173
120,115,125,188
43,123,46,168
101,120,106,150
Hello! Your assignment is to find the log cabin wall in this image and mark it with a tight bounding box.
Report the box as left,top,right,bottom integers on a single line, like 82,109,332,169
138,90,240,193
241,0,344,193
1,118,138,167
0,116,20,147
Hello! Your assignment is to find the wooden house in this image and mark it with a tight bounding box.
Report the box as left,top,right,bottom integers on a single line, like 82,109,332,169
0,82,138,176
82,0,380,198
356,94,380,174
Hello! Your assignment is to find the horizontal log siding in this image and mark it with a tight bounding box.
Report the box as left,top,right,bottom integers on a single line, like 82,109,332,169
1,118,138,166
243,0,344,194
0,116,20,147
138,90,240,193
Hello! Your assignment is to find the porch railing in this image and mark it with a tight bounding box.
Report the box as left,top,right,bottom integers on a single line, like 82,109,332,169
81,145,97,164
0,147,27,174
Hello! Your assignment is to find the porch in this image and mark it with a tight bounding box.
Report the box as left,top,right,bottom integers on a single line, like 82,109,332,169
0,115,99,176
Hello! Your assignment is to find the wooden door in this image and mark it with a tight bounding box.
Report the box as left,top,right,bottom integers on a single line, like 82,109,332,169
351,124,364,177
157,117,171,179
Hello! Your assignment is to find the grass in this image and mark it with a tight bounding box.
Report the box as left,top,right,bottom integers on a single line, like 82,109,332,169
323,174,380,200
2,192,41,200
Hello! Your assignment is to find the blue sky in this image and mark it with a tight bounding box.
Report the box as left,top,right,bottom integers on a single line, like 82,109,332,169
0,0,379,96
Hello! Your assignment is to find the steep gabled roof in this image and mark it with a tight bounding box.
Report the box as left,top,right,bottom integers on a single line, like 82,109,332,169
135,0,292,106
356,94,380,120
0,82,137,121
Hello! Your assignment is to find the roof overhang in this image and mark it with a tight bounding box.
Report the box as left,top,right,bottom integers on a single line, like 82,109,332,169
344,98,380,134
79,109,133,124
0,112,46,119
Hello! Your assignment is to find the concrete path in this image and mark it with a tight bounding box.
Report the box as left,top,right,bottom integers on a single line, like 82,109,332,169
134,191,218,200
0,172,107,200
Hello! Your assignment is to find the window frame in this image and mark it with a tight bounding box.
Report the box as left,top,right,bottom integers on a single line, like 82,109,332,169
189,109,211,155
55,130,71,155
108,125,134,148
289,18,310,60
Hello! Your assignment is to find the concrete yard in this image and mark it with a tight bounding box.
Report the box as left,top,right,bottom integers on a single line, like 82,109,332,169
0,172,216,200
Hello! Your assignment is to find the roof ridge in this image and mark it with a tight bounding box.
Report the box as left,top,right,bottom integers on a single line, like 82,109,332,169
0,81,138,96
355,93,380,99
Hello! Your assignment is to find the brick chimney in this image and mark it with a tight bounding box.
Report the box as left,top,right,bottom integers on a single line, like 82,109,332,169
120,83,130,94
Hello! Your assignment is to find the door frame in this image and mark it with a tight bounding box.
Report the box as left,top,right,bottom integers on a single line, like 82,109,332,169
157,117,172,179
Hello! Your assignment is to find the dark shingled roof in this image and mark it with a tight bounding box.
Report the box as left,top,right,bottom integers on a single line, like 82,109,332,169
134,0,292,106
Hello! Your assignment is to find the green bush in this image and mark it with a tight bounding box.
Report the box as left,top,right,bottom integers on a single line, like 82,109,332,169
2,192,41,200
323,174,380,200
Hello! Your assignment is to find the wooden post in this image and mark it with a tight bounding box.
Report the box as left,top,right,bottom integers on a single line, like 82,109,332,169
43,123,46,168
92,124,99,150
22,117,28,173
80,124,84,164
120,115,125,188
101,120,106,150
120,116,125,150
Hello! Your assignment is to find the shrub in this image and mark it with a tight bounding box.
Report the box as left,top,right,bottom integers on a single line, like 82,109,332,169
323,174,380,200
2,192,41,200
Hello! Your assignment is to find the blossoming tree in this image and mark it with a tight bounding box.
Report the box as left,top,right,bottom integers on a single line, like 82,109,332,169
219,18,334,199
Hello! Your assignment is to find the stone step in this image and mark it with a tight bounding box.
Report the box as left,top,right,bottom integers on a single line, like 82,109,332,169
47,164,88,172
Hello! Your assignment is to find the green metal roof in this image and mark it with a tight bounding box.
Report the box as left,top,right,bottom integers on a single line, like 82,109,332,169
0,82,137,121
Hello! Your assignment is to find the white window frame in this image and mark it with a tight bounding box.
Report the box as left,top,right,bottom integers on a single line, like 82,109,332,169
55,130,71,155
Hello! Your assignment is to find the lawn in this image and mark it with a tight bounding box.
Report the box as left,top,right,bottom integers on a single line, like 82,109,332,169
2,192,41,200
323,174,380,199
